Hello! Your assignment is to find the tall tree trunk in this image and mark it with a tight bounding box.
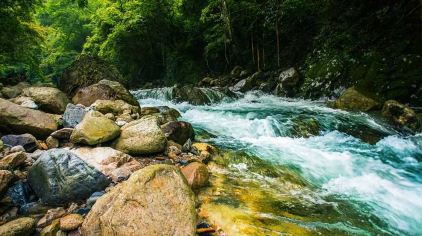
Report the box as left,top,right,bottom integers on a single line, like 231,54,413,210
251,34,255,64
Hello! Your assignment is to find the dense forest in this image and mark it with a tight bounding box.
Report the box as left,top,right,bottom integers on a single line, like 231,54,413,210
1,0,421,103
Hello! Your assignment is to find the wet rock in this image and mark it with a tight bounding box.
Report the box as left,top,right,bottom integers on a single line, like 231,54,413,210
0,152,27,170
81,164,197,236
22,87,70,114
40,219,60,236
291,117,320,138
70,147,141,182
46,136,59,149
70,111,120,145
51,128,74,140
6,181,35,206
114,116,167,155
10,146,25,153
332,87,381,111
37,208,66,228
181,162,210,190
161,121,195,145
182,138,193,152
10,96,38,109
19,202,50,215
231,72,263,92
191,143,217,155
60,214,83,231
27,149,110,205
1,134,37,152
172,85,211,105
86,192,104,208
382,100,420,131
140,107,160,116
0,170,13,194
62,104,87,128
0,98,58,138
0,217,36,236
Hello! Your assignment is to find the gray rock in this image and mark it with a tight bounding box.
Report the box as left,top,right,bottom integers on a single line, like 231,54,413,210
63,104,87,128
51,128,74,140
161,121,194,145
1,134,37,152
27,149,110,205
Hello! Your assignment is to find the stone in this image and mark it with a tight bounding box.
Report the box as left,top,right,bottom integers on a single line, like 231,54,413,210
70,111,121,145
0,152,27,170
382,100,420,131
27,149,110,205
70,147,141,183
291,117,320,138
1,134,37,152
231,66,243,77
0,140,3,152
0,82,30,99
231,71,263,92
37,208,66,228
81,164,197,236
6,181,34,206
104,113,115,120
51,128,74,140
40,219,60,236
63,104,87,128
60,214,83,231
86,191,104,208
9,96,38,109
191,143,217,155
161,121,195,145
141,107,160,116
0,170,13,194
0,217,36,236
97,80,139,106
92,99,139,116
10,145,25,153
332,87,381,111
46,136,59,149
72,83,116,107
114,116,167,155
173,85,212,105
279,67,300,87
58,54,126,96
22,87,70,114
181,162,210,190
0,98,58,138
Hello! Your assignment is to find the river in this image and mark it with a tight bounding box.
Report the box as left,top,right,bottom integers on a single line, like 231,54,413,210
133,88,422,236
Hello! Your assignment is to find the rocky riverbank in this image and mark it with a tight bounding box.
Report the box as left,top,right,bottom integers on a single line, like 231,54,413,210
0,78,224,235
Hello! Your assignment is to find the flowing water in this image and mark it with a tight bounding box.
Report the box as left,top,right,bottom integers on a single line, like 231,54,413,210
133,88,422,236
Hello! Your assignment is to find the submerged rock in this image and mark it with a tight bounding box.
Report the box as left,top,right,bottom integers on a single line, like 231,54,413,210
382,100,420,132
332,87,381,111
114,116,167,155
0,217,35,236
70,111,120,145
81,164,197,236
27,149,110,205
22,87,70,114
161,121,195,145
1,134,37,152
291,117,320,138
0,98,58,138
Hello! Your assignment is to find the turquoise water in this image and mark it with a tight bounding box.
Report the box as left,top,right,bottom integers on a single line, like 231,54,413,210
133,89,422,235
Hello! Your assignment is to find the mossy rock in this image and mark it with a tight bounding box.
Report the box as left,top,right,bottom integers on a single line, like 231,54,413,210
59,54,126,96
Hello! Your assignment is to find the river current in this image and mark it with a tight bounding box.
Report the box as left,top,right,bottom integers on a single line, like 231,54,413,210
133,88,422,236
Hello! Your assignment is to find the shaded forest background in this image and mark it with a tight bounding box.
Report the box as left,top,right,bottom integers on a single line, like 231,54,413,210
1,0,421,103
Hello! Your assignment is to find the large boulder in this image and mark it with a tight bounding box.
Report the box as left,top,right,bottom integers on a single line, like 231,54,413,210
382,100,420,131
27,149,110,205
72,80,139,107
231,71,264,92
70,111,121,145
0,98,58,138
274,67,301,97
0,217,36,236
332,87,381,111
172,85,211,105
62,104,87,128
161,121,194,145
114,116,167,155
58,54,126,96
21,87,70,114
81,164,197,236
70,147,142,182
1,134,37,152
